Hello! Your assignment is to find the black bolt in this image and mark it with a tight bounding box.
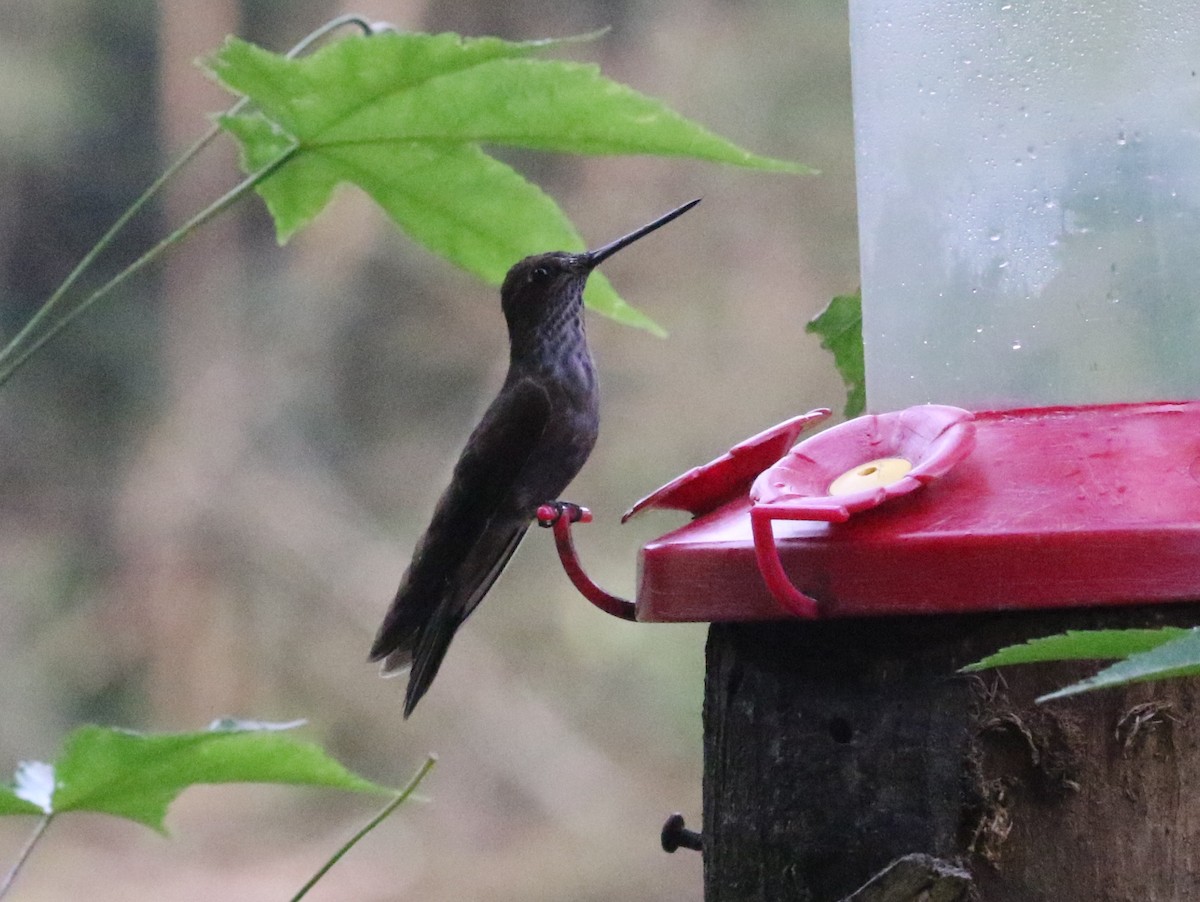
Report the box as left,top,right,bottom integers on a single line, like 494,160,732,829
661,812,703,853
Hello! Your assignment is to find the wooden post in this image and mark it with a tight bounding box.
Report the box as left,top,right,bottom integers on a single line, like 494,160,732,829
702,603,1200,901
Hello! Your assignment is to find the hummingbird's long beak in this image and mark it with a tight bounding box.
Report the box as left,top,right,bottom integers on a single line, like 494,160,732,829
585,198,701,268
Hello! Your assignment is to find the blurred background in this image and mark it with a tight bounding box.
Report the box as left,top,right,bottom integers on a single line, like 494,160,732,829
0,0,855,898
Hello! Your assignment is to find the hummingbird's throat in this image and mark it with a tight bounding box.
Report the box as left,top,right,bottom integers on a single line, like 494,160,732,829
507,281,588,370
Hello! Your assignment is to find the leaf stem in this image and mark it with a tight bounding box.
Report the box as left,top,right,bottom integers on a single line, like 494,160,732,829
0,814,53,900
0,13,375,386
286,14,378,57
289,754,437,902
0,127,217,378
0,143,298,388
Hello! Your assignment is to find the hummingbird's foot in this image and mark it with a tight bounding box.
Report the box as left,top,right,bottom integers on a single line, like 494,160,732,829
536,500,592,527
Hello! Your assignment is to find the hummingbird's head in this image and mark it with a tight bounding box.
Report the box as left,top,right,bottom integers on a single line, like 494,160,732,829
499,198,701,341
500,251,592,337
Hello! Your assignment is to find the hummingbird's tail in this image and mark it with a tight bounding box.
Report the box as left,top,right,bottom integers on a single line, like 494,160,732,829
376,517,530,717
369,604,418,673
369,609,447,716
402,605,461,717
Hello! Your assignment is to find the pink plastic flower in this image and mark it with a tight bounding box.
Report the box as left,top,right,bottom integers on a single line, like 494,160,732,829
751,405,976,522
750,405,975,616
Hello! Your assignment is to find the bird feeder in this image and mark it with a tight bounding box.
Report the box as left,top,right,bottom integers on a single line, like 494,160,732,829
541,4,1200,899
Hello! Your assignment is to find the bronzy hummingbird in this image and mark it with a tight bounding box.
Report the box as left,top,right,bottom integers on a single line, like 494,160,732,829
370,198,701,717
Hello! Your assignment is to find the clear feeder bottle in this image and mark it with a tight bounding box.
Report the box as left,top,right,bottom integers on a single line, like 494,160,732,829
849,1,1200,411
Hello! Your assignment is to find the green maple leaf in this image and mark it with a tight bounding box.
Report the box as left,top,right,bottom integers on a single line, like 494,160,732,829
962,627,1200,703
807,289,864,417
1037,628,1200,701
961,628,1190,672
0,720,392,834
204,30,811,334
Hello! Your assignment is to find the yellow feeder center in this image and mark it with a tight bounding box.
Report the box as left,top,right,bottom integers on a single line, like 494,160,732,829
828,458,913,496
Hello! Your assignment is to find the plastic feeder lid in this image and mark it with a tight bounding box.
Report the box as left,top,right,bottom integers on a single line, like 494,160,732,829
633,400,1200,623
623,408,831,523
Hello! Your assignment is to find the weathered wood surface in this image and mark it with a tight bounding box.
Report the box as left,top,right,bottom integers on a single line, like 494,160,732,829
703,604,1200,901
838,854,970,902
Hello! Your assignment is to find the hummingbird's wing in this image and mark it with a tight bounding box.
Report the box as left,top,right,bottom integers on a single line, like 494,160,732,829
403,519,529,716
369,376,553,716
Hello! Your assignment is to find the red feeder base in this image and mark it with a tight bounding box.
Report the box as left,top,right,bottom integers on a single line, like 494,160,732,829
634,400,1200,622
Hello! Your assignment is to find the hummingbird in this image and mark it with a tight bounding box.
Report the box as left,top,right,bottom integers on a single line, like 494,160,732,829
370,198,701,716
